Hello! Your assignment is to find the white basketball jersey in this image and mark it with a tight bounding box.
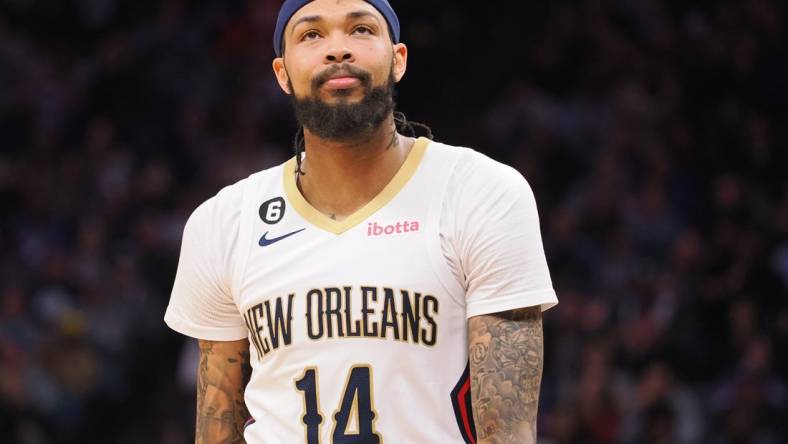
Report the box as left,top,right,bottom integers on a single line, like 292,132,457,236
165,137,558,443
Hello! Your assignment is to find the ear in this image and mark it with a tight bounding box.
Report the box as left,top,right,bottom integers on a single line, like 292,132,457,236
272,57,292,94
392,43,408,83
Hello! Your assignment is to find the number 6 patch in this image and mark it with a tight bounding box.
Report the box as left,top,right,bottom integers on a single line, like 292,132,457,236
259,197,286,224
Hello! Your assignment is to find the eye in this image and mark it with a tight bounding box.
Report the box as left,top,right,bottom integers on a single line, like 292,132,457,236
352,25,374,35
301,30,321,41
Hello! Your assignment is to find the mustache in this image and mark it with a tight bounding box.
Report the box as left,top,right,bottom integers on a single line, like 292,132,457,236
311,64,372,90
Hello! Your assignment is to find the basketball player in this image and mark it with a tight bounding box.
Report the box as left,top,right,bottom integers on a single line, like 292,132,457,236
164,0,558,443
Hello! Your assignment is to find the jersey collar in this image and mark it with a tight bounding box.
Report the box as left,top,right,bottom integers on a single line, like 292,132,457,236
283,137,430,235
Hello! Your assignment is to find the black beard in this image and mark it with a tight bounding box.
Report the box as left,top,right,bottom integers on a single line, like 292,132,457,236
290,66,395,141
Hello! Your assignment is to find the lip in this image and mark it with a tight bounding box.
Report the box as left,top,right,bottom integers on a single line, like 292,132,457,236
323,76,361,90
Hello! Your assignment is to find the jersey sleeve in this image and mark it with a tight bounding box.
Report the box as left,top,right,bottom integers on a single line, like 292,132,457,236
164,194,248,341
441,150,558,319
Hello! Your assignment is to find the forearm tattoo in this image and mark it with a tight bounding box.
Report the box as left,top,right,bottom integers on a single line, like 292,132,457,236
468,307,544,444
196,340,252,444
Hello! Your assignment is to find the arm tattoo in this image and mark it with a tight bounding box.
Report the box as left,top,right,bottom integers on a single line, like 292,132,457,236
468,307,543,444
196,339,252,444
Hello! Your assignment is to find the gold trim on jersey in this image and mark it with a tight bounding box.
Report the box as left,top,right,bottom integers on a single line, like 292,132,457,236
283,137,430,235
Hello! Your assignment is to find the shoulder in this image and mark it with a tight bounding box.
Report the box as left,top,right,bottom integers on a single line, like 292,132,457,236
427,140,531,201
186,162,286,237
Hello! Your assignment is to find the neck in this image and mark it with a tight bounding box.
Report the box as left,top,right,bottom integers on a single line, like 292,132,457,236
297,114,415,220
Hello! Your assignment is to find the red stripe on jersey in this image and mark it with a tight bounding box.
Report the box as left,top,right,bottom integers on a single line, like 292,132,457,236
457,378,476,444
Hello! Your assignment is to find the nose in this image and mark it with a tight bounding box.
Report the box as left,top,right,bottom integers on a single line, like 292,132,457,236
325,48,353,63
324,35,354,63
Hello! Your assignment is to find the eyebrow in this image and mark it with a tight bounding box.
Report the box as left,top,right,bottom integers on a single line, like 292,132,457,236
289,10,382,37
347,10,380,23
290,14,322,35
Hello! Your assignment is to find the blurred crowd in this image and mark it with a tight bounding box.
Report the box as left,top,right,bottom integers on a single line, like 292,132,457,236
1,0,786,443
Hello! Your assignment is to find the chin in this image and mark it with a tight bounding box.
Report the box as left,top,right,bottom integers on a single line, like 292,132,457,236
326,89,364,101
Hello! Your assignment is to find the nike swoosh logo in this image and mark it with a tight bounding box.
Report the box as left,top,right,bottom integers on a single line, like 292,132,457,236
258,228,306,247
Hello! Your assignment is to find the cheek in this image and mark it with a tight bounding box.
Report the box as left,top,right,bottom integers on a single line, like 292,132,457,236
354,45,394,81
286,41,393,92
356,40,391,62
284,59,317,94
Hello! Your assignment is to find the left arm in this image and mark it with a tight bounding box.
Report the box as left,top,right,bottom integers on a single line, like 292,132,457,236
468,306,544,444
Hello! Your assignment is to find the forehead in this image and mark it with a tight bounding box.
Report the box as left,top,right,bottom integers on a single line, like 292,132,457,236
288,0,384,29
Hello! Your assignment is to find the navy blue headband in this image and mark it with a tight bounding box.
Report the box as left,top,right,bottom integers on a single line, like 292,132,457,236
273,0,400,57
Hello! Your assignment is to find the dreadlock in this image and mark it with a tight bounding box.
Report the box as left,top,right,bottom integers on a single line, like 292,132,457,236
293,111,433,175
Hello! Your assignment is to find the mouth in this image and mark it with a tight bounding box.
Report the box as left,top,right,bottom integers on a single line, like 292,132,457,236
316,66,368,91
322,75,361,90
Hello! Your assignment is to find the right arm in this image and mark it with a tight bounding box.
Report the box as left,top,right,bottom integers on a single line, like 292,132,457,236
162,193,252,442
196,339,252,444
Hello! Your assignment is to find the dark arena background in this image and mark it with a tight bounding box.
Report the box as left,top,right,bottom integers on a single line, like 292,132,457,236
1,1,787,443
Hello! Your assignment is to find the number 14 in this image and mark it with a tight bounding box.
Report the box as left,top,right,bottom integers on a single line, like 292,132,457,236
295,365,382,444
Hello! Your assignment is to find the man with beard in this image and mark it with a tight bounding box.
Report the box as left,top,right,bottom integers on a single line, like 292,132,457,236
164,1,558,443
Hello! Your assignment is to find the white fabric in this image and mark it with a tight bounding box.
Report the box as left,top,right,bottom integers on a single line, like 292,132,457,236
165,185,248,341
440,149,557,318
164,139,557,443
